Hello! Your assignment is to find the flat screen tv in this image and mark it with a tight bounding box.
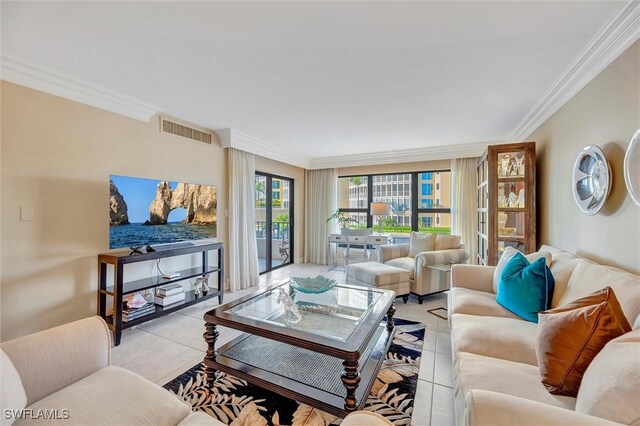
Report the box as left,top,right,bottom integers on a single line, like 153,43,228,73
109,175,217,249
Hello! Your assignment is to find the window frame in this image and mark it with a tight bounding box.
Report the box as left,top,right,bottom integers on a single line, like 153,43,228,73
255,171,294,274
337,169,451,233
337,174,373,228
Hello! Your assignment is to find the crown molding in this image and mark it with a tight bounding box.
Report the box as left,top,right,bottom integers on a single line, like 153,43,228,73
0,55,161,122
217,129,311,169
308,140,493,169
510,0,640,142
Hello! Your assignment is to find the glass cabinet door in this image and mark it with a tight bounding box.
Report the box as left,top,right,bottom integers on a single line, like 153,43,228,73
488,143,536,265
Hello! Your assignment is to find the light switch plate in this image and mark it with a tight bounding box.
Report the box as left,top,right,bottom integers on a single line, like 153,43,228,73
20,206,35,221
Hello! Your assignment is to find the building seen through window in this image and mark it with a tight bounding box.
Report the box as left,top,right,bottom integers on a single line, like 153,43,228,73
337,171,451,237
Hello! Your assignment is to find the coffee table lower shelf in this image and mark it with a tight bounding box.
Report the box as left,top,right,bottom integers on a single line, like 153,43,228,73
203,323,395,418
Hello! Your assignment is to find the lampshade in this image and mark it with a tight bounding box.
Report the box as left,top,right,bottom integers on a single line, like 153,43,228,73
370,202,391,216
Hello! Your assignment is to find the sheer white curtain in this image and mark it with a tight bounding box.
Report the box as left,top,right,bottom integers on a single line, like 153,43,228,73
452,157,478,264
304,168,338,265
228,148,260,291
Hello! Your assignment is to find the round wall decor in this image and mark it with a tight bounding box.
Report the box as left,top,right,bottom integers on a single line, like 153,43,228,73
624,130,640,207
572,145,611,215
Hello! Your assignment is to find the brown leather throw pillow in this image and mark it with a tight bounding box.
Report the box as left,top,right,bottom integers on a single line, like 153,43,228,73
536,287,631,397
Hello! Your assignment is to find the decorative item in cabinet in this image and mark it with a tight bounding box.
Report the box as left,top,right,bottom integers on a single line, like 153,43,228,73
478,142,536,266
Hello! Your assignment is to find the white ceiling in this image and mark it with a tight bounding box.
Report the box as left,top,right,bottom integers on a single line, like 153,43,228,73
1,1,630,166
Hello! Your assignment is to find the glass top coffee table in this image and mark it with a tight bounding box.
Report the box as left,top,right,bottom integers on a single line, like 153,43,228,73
203,280,397,417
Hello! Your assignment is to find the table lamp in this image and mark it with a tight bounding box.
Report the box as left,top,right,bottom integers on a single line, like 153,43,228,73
371,202,391,234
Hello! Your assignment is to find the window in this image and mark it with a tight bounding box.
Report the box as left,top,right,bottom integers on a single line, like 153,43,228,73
417,170,451,234
371,173,412,235
337,170,451,237
255,173,293,273
337,176,369,229
421,183,433,196
421,216,433,227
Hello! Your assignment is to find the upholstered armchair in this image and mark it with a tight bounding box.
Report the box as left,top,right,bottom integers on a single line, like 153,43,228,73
1,316,223,426
377,233,469,303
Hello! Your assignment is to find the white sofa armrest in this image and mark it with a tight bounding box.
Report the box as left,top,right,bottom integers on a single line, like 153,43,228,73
451,264,495,293
377,243,409,263
1,316,111,405
465,390,621,426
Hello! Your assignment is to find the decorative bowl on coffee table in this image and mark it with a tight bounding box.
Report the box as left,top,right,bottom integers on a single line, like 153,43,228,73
290,275,338,293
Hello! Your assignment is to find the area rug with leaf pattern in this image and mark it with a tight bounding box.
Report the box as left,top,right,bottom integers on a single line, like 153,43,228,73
164,319,425,425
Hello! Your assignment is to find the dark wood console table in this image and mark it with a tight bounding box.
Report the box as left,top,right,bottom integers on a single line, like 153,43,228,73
98,242,224,345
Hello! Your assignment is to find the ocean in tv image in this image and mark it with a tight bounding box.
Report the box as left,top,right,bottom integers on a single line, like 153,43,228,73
109,175,217,249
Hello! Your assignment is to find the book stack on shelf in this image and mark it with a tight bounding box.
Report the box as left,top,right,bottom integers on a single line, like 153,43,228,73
154,283,185,307
122,293,155,322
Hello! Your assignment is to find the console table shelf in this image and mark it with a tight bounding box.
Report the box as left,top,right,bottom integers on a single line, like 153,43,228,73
105,289,217,329
104,266,221,295
98,242,224,345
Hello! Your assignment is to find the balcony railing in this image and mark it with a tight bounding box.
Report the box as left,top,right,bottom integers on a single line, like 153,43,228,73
255,221,290,240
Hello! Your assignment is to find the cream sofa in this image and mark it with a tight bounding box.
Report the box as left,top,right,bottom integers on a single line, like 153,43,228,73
378,234,469,303
449,245,640,426
0,316,393,426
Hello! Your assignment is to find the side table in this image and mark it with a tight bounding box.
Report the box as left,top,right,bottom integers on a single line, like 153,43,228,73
420,263,452,303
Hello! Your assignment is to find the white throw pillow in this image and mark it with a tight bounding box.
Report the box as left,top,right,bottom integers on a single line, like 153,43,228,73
492,246,551,293
434,234,462,251
408,232,436,257
575,329,640,425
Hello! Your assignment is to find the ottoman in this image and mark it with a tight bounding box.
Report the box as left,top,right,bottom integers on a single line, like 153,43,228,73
345,262,411,303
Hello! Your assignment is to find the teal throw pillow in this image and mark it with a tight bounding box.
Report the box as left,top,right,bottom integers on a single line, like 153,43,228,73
496,252,555,323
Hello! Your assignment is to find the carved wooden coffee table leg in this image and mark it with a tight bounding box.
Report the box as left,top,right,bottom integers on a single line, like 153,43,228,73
203,322,219,387
386,302,396,331
342,358,361,412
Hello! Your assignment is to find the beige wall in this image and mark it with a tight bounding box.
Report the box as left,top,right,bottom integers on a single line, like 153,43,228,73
337,159,451,176
255,156,305,263
0,81,228,341
529,41,640,274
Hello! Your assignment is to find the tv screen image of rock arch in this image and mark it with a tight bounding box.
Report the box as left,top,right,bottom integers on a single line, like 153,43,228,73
109,175,217,249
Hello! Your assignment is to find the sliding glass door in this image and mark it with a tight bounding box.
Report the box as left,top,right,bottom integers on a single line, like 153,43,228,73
255,173,293,273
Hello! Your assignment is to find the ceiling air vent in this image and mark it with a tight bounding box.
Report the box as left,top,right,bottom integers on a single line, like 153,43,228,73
161,118,212,144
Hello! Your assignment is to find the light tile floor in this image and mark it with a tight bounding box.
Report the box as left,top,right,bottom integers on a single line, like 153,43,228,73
111,263,454,426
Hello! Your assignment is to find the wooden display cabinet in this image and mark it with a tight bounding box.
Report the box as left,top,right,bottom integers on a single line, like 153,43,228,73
477,142,536,266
